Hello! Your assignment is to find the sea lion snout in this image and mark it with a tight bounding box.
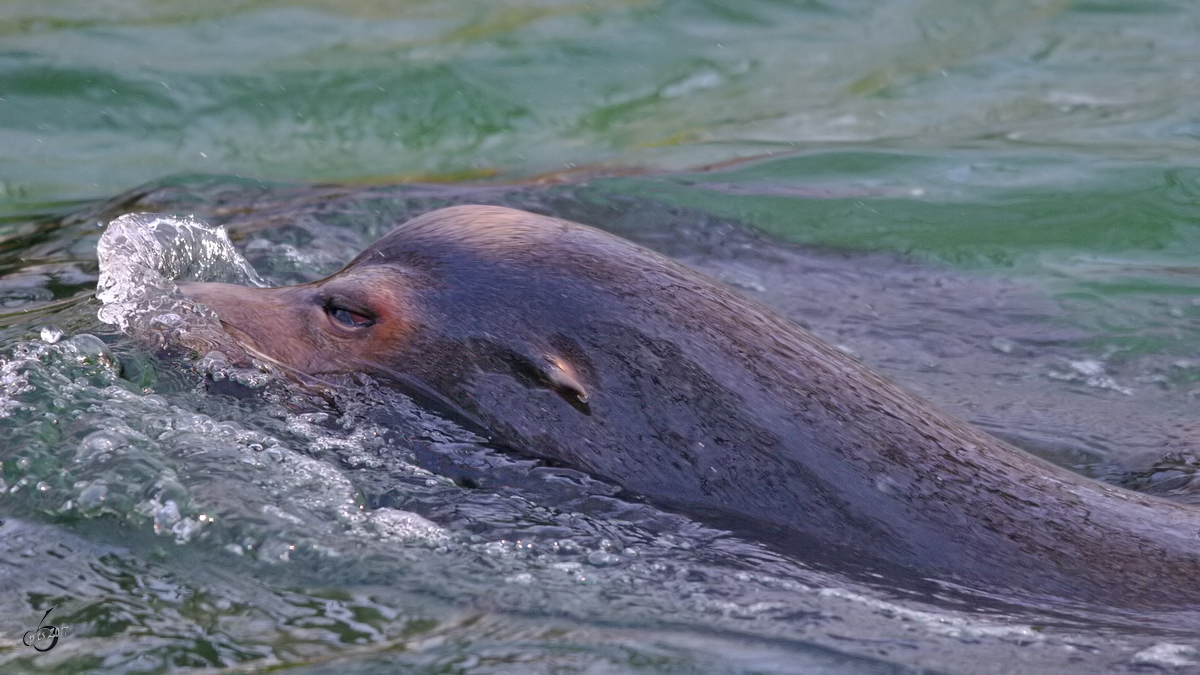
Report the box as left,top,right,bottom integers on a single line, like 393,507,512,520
179,281,321,371
178,269,416,375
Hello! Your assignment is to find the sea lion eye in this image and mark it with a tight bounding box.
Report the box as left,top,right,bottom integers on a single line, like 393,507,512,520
326,305,375,328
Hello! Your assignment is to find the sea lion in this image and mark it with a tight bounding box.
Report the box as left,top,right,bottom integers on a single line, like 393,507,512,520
179,205,1200,607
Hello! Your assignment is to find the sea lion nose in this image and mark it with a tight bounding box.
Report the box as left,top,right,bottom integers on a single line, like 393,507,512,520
178,281,254,319
177,280,221,303
177,280,326,372
176,280,296,342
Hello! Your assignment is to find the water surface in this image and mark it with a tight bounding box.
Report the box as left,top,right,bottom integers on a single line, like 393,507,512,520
3,0,1200,672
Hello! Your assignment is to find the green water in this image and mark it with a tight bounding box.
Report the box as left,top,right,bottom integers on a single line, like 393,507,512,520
5,0,1200,300
5,0,1200,672
5,0,1199,202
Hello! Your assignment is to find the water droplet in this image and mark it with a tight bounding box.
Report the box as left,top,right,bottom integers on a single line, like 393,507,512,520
69,334,115,367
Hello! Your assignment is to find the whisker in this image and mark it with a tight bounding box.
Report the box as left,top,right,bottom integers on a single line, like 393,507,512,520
227,339,347,391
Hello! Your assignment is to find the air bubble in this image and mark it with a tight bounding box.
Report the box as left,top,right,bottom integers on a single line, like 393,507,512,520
78,483,108,509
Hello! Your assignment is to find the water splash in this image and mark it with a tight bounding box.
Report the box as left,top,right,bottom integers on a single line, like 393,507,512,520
95,213,265,355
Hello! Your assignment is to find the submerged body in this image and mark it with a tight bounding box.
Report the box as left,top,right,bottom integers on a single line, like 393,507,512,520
181,205,1200,607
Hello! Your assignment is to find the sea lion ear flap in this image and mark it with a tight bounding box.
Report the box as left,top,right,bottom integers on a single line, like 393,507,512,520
540,355,591,412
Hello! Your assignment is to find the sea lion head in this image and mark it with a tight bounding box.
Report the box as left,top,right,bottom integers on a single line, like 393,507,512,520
178,205,596,402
